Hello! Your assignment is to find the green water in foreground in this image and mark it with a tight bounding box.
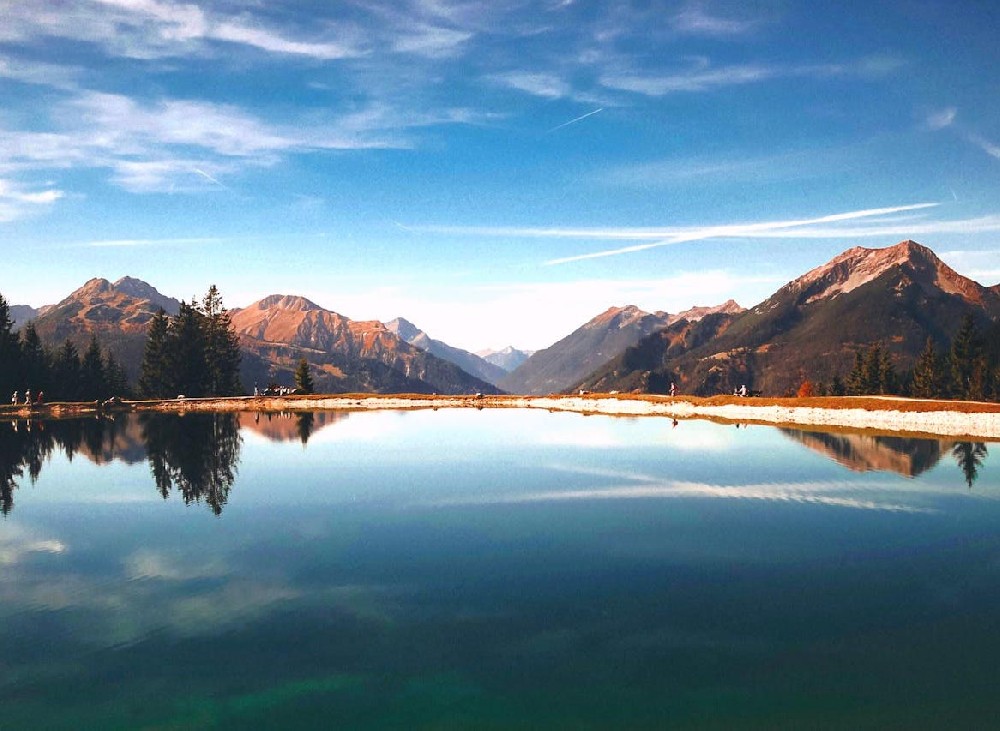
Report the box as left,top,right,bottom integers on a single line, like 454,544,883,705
1,409,999,728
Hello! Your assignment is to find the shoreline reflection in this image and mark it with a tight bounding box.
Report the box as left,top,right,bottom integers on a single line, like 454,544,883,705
0,414,996,515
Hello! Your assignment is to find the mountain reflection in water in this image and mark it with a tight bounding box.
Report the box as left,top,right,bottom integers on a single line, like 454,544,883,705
781,428,989,486
0,413,994,515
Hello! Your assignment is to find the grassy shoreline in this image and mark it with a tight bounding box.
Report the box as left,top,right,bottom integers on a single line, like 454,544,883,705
3,392,1000,439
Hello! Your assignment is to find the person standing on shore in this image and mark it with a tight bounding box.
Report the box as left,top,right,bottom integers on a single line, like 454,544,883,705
11,391,18,406
24,389,31,406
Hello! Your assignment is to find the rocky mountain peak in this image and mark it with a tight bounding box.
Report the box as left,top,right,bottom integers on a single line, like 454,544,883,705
791,239,980,305
385,317,421,342
111,276,179,313
255,294,323,312
590,304,662,330
673,299,745,323
72,278,114,299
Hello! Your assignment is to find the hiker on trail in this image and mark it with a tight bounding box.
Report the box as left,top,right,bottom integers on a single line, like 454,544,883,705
24,389,31,405
739,384,747,397
11,391,18,406
669,382,676,397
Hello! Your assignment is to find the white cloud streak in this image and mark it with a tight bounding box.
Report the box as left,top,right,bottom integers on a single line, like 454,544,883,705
0,178,65,222
86,0,363,59
400,203,946,265
601,55,904,96
544,203,940,264
85,236,222,248
427,478,937,513
672,5,759,36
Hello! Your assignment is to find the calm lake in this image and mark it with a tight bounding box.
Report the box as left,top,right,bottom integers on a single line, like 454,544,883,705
2,408,999,729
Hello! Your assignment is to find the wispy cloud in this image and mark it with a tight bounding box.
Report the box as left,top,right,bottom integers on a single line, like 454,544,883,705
926,107,958,130
923,106,1000,163
603,143,876,186
672,5,760,37
86,237,222,248
969,134,1000,160
84,0,363,60
0,88,492,193
491,71,572,99
601,55,904,96
0,178,65,222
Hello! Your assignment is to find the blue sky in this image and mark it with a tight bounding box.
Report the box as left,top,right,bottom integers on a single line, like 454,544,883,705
2,0,1000,351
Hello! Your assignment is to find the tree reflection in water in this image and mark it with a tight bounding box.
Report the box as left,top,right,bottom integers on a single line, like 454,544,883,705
0,413,242,516
296,412,314,445
140,413,242,515
953,442,989,488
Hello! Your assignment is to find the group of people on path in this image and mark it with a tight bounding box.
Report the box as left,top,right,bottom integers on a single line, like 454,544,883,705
10,390,43,407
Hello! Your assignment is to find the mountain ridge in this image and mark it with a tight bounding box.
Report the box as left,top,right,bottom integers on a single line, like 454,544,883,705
384,317,507,386
230,295,501,395
579,240,1000,396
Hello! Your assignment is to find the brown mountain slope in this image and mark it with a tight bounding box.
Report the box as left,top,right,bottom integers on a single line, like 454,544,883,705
29,277,181,382
230,295,501,395
577,241,1000,396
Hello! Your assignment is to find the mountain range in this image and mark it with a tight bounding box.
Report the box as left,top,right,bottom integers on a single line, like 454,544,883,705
384,317,508,385
579,240,1000,395
7,240,998,397
228,295,500,395
476,346,534,372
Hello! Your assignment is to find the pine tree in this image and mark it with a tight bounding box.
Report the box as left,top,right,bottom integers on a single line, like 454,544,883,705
167,301,209,397
139,309,171,398
294,357,314,394
846,350,865,395
104,351,130,398
80,335,106,400
18,322,49,397
912,336,940,398
950,313,980,399
862,343,882,394
52,339,81,401
829,374,846,396
0,293,21,399
878,345,897,395
200,285,242,396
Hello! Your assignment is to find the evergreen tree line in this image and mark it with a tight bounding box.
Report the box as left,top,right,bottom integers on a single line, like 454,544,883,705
139,286,243,398
0,295,128,403
810,313,1000,400
0,285,242,403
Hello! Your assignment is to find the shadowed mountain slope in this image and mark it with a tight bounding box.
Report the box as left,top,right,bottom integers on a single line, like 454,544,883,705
577,241,1000,396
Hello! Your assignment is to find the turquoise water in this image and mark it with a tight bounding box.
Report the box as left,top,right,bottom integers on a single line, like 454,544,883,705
1,409,999,729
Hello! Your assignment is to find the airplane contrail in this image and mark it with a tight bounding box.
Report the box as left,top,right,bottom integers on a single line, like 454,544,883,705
193,168,229,189
547,107,604,133
545,202,940,265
